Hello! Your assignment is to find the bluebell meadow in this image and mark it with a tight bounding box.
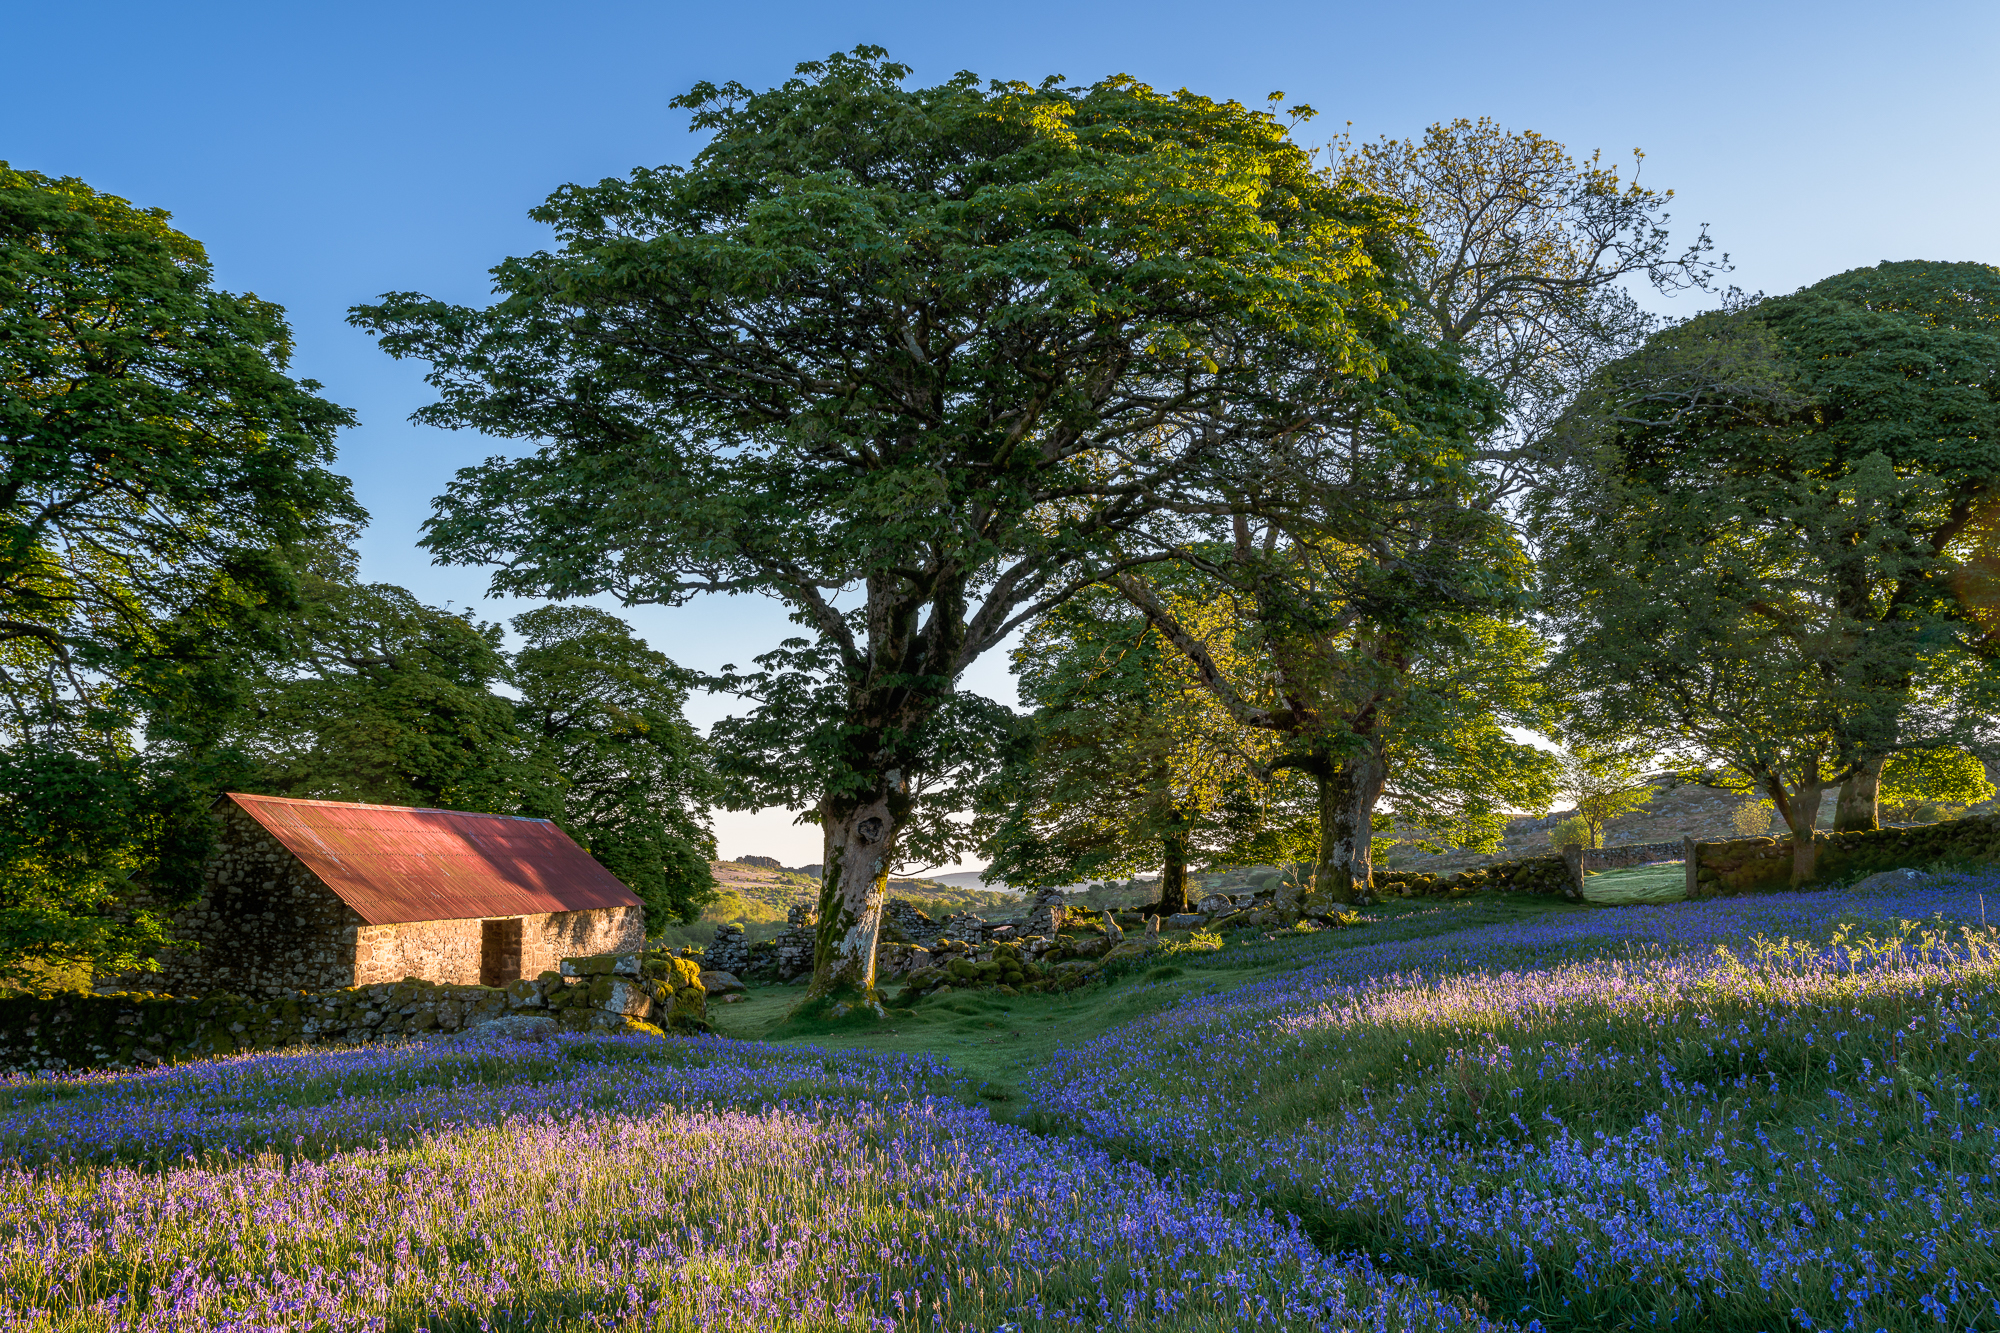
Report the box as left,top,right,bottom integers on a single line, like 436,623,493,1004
4,874,1997,1330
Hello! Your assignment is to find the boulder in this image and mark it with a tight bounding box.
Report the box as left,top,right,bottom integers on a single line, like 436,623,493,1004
593,977,654,1019
1164,913,1204,930
699,969,746,995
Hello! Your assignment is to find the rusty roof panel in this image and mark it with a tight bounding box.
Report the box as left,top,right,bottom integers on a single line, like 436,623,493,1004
226,793,642,926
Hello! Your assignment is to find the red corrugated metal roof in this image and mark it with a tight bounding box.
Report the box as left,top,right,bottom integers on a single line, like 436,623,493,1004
225,793,642,926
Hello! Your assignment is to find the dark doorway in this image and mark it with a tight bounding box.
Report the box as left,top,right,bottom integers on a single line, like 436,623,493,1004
480,918,523,987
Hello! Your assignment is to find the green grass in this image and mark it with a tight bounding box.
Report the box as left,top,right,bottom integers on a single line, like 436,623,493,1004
714,892,1581,1098
1580,860,1686,903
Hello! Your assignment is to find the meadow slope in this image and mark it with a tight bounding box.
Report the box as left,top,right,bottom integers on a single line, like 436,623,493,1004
4,876,1998,1331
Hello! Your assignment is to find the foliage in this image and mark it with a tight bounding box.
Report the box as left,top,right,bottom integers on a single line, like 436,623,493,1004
1879,745,1994,822
979,588,1271,911
1376,617,1558,854
1553,742,1655,848
0,165,358,980
1546,814,1593,850
352,48,1431,996
707,633,1017,875
1120,116,1705,908
511,605,719,929
1117,538,1555,902
1337,117,1723,462
0,751,213,988
1728,800,1777,839
227,543,532,814
1538,262,2000,879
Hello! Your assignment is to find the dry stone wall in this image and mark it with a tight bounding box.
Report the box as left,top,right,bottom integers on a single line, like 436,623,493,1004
1688,815,2000,896
1372,854,1579,901
3,948,706,1074
705,922,751,976
1583,841,1685,871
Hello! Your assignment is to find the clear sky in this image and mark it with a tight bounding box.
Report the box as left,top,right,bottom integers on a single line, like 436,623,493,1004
9,0,1996,869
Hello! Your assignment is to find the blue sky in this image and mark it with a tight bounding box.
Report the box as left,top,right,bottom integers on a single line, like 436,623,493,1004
9,0,1996,868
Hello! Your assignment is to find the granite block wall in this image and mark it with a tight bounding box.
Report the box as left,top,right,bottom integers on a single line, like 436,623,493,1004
140,804,365,997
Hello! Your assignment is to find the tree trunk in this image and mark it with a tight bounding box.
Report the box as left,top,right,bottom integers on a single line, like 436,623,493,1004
1770,776,1827,887
1298,744,1388,913
806,779,904,1008
1298,765,1358,913
1156,827,1190,915
1833,756,1884,832
1343,742,1389,903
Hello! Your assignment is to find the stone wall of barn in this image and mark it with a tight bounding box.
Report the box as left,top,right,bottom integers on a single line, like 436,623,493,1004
525,906,644,976
352,905,644,987
353,918,483,986
143,804,365,997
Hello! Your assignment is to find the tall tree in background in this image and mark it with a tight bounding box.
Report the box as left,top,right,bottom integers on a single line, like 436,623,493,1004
1119,538,1555,907
0,165,358,984
978,590,1268,916
1877,746,1995,822
511,605,718,930
1749,263,2000,829
1338,118,1723,468
1538,264,2000,881
228,541,532,814
354,50,1430,1007
1116,121,1707,911
1552,742,1656,849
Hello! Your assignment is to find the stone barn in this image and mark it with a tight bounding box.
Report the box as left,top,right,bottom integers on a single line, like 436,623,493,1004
146,793,646,997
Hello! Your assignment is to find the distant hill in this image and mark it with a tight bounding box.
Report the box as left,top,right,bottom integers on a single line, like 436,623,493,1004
923,870,1020,895
652,861,1022,950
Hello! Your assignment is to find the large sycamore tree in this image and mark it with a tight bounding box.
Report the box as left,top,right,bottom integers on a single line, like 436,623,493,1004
352,50,1418,1004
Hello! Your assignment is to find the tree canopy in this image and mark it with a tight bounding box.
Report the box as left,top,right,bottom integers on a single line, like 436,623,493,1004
977,588,1268,914
1537,261,2000,880
0,165,359,983
352,48,1436,1002
511,605,718,928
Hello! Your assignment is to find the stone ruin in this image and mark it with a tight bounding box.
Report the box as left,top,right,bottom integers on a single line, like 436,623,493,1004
1024,887,1070,937
772,903,819,982
705,922,751,977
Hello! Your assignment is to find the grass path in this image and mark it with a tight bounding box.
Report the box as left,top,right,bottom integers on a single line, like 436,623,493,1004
709,894,1579,1098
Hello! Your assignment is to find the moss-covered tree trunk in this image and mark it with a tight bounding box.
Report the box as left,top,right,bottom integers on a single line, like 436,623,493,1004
1833,755,1884,831
1295,744,1388,913
807,771,909,1008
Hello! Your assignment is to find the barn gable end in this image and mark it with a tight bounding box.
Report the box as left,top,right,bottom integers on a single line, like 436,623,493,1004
149,802,367,996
